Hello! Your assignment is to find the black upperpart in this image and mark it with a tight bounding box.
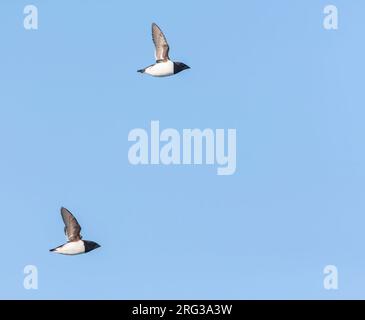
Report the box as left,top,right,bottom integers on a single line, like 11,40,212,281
84,240,101,253
173,62,190,74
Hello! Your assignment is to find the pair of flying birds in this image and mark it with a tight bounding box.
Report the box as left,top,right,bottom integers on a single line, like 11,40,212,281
51,23,189,255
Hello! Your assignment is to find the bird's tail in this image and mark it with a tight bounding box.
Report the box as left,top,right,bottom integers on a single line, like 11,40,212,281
49,246,60,252
137,68,145,73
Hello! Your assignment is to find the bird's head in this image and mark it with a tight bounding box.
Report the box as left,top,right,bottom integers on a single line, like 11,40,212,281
84,240,101,253
174,62,190,74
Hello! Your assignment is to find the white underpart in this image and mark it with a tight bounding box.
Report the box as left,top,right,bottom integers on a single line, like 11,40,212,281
145,60,174,77
54,240,85,255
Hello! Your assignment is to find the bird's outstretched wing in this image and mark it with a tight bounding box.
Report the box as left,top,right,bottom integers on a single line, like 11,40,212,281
61,207,82,242
152,23,170,62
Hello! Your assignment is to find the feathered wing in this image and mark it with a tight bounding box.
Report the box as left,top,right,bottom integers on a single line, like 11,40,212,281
60,207,82,242
152,23,170,62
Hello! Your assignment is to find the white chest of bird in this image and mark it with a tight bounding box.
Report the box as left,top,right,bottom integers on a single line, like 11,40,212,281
144,60,174,77
54,240,85,255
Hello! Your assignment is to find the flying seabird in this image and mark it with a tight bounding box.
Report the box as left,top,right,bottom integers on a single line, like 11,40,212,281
137,23,190,77
50,207,100,255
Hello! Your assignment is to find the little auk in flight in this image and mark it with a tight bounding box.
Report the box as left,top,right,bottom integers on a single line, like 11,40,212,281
138,23,190,77
50,207,100,255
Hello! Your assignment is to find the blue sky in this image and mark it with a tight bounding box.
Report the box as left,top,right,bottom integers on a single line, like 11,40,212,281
0,0,365,299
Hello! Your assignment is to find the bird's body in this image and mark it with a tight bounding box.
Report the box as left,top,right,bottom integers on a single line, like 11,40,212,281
138,23,190,77
141,60,175,77
50,207,100,255
50,240,85,255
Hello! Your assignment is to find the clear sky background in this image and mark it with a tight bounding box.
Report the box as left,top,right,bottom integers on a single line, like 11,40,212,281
0,0,364,299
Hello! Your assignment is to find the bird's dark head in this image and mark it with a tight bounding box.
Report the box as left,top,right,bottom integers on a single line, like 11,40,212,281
84,240,101,253
174,62,190,74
